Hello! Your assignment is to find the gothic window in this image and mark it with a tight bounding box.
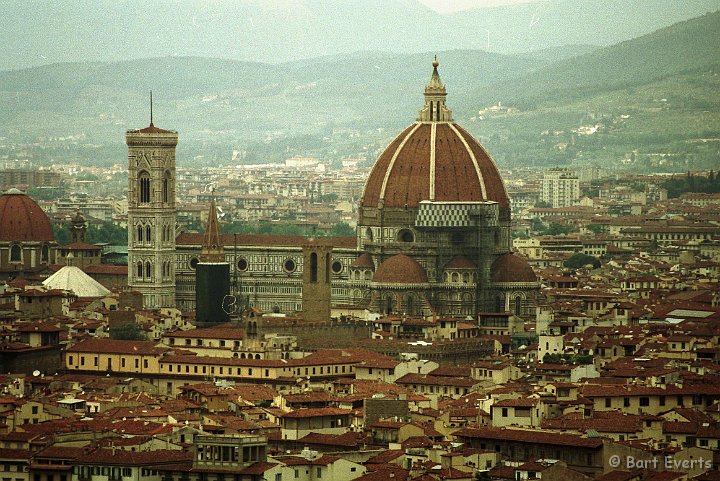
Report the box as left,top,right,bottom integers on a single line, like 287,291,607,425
325,253,331,282
146,225,152,243
385,295,395,314
138,171,151,204
137,225,143,242
162,171,171,204
310,253,318,283
137,262,143,279
365,228,373,242
10,244,21,262
41,244,49,262
452,272,459,283
145,261,152,279
405,295,415,315
495,295,504,313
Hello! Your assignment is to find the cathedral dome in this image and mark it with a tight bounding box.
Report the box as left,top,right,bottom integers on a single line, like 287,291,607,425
361,59,509,210
0,188,54,242
491,253,537,284
373,254,428,284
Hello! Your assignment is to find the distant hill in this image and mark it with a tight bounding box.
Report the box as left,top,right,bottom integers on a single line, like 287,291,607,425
0,12,718,171
1,0,719,70
484,10,720,105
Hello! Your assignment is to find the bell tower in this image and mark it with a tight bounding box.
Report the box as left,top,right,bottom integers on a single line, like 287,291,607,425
126,97,178,309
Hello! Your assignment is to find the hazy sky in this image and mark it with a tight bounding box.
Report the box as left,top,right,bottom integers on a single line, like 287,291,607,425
419,0,539,13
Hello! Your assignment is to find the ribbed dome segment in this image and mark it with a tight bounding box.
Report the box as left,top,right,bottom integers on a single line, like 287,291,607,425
491,253,537,283
373,254,428,284
361,123,509,209
0,189,54,242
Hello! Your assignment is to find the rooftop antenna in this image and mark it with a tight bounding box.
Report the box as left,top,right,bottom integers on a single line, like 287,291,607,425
149,91,153,126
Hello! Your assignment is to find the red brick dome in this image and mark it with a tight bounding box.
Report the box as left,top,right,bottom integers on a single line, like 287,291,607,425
373,254,428,284
350,252,374,269
0,189,54,242
444,256,476,269
361,123,509,209
491,253,537,283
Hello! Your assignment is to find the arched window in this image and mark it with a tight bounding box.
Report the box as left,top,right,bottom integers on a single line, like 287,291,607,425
451,272,459,283
137,262,143,278
146,225,151,243
10,244,21,262
495,296,504,313
385,295,395,314
145,261,152,279
138,171,151,204
137,225,143,242
310,253,318,283
41,245,49,263
405,295,415,315
162,171,171,204
514,296,522,316
325,253,331,283
365,228,373,242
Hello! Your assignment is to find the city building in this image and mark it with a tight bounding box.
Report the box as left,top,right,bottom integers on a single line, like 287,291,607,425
540,168,580,208
172,59,539,318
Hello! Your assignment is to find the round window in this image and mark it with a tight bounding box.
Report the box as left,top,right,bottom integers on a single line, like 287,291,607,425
331,260,343,274
283,258,296,272
398,229,414,243
237,258,248,272
189,257,199,269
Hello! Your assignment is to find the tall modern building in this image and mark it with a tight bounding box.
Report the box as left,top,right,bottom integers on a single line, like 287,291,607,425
541,168,580,208
126,117,178,309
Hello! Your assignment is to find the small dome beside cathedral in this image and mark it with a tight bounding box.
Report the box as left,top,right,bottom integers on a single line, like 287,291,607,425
373,254,428,284
491,253,537,284
0,189,54,242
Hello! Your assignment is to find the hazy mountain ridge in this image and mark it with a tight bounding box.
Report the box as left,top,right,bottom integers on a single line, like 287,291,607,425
0,11,718,170
484,10,720,105
2,0,719,71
